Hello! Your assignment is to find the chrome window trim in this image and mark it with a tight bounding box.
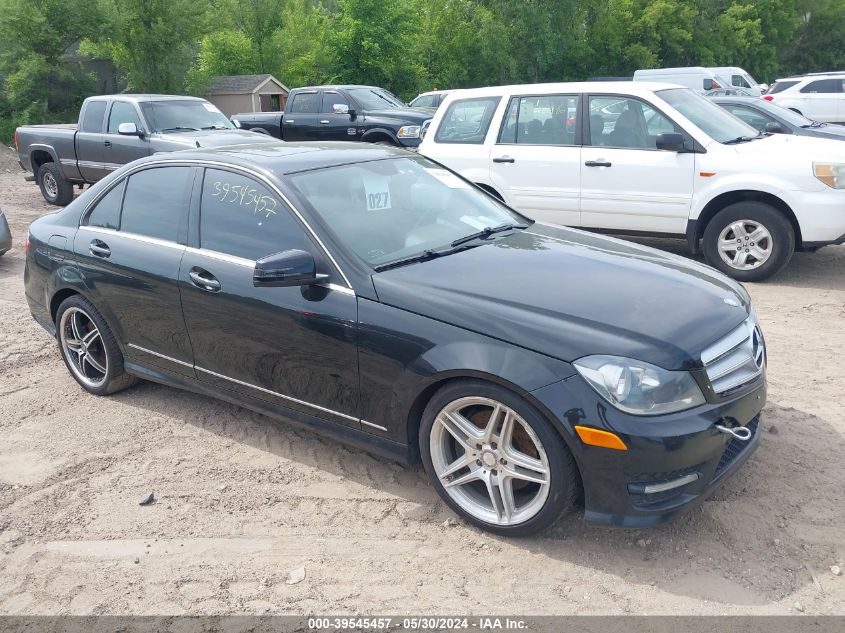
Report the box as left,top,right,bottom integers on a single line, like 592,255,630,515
82,225,184,251
79,158,353,289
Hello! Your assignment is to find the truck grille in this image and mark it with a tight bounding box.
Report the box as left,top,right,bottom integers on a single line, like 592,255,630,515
701,317,765,396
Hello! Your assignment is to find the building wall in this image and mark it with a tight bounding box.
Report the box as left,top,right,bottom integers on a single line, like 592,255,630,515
205,94,252,117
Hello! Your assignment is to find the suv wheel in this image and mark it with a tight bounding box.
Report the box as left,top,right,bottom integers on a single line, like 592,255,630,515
37,162,75,206
702,201,794,282
420,380,578,536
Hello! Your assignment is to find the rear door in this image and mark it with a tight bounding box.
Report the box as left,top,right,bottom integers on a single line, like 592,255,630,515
282,91,322,141
103,100,151,173
317,90,356,141
580,95,694,234
488,93,581,226
75,100,108,182
74,165,196,377
798,79,842,122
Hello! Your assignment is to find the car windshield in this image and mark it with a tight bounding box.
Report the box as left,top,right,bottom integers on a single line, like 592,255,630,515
140,100,234,133
287,156,529,268
658,88,759,143
348,88,406,110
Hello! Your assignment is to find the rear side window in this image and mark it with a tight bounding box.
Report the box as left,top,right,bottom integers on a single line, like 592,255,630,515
120,167,192,241
81,101,107,133
769,80,799,94
85,180,125,229
199,168,305,260
434,97,500,144
499,95,579,145
108,101,144,134
800,79,842,94
289,92,320,113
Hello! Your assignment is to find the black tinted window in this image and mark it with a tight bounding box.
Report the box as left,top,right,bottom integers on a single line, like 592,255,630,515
769,80,799,94
289,92,320,113
85,180,125,229
108,101,144,134
801,79,841,94
81,101,107,133
200,169,305,260
120,167,191,241
435,97,500,144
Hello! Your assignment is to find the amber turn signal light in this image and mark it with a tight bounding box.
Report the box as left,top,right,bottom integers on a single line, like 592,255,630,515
574,426,628,451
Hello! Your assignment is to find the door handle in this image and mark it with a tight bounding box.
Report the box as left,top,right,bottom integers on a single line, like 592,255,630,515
319,120,330,124
285,119,295,123
188,268,221,292
103,140,112,148
493,156,515,163
89,240,111,258
585,160,612,167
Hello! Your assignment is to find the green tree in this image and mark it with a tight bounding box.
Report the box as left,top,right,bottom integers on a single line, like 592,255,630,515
217,0,287,73
267,0,334,87
186,29,259,94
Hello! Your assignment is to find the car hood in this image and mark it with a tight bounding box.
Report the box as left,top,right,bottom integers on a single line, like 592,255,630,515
371,224,750,370
159,129,281,147
363,108,432,124
809,124,845,140
729,131,845,159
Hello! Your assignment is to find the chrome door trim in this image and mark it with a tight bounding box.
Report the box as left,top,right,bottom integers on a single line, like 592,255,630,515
82,225,185,251
127,343,193,368
361,419,388,432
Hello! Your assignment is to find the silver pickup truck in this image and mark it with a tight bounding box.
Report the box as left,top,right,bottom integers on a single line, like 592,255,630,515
15,94,278,205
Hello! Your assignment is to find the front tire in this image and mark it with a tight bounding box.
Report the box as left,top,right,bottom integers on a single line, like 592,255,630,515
56,295,137,396
420,380,578,536
37,162,75,206
702,201,794,282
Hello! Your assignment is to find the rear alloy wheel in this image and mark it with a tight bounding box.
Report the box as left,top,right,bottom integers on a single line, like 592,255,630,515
702,201,794,282
420,381,577,536
56,296,137,395
37,162,74,206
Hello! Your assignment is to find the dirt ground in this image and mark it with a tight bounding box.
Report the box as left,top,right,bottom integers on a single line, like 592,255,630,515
0,145,843,617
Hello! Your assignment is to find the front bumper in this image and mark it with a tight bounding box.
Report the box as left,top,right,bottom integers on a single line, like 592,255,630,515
532,373,766,527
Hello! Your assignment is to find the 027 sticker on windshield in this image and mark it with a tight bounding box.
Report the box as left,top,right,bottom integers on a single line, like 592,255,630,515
363,174,392,211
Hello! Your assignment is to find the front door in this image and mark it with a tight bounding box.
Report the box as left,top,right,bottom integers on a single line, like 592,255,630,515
796,79,843,122
282,91,322,141
318,91,357,141
580,95,694,234
488,94,581,226
74,165,196,377
103,100,151,173
179,167,360,428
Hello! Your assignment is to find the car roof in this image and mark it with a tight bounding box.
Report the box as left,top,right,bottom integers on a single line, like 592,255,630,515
85,94,208,103
440,81,684,98
293,85,387,92
133,141,409,176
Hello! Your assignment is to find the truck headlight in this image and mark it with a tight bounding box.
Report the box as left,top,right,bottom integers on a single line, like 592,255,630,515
573,355,705,416
813,162,845,189
397,125,421,139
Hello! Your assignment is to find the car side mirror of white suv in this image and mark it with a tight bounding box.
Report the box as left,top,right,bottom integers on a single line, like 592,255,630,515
656,133,686,152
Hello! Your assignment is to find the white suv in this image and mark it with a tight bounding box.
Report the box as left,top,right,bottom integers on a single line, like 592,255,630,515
419,81,845,281
765,73,845,123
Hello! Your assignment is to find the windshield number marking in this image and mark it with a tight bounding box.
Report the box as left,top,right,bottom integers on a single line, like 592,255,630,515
211,181,278,218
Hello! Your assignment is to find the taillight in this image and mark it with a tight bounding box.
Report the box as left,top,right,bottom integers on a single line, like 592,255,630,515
763,95,774,102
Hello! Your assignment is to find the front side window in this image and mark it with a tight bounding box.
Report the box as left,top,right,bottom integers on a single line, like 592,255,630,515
81,100,107,133
108,101,144,134
139,100,233,132
289,92,320,113
199,169,305,260
658,88,758,144
723,105,773,131
434,97,500,144
321,92,349,113
120,167,192,241
85,180,125,229
500,95,578,145
589,97,676,149
410,94,437,108
287,156,527,268
732,75,751,88
800,79,842,94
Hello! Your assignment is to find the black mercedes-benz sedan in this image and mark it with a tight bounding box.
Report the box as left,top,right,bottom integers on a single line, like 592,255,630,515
24,142,766,535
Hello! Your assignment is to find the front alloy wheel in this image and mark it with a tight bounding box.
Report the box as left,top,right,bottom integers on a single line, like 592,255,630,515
716,220,772,271
421,381,578,536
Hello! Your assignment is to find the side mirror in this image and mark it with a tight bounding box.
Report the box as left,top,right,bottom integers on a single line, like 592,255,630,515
232,118,242,128
655,132,686,152
118,122,142,136
764,121,784,134
332,103,350,115
348,108,357,121
253,249,329,288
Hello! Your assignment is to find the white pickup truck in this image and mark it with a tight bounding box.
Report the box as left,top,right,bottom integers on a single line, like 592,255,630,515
419,82,845,281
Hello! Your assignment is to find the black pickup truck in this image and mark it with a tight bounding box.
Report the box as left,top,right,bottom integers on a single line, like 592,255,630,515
233,85,432,148
15,94,277,205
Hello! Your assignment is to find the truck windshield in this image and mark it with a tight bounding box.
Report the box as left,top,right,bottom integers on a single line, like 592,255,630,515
140,100,234,133
347,88,406,110
658,88,759,144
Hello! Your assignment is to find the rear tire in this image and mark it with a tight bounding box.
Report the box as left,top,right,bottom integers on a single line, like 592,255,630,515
702,201,794,282
420,379,578,536
37,162,74,206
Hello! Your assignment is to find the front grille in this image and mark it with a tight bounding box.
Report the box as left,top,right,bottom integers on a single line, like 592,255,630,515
701,317,765,396
714,415,759,478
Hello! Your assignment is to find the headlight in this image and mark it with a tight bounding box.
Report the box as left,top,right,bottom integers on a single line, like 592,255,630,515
397,125,421,139
813,162,845,189
573,355,705,416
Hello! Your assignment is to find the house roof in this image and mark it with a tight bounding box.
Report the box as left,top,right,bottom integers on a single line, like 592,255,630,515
207,74,289,95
